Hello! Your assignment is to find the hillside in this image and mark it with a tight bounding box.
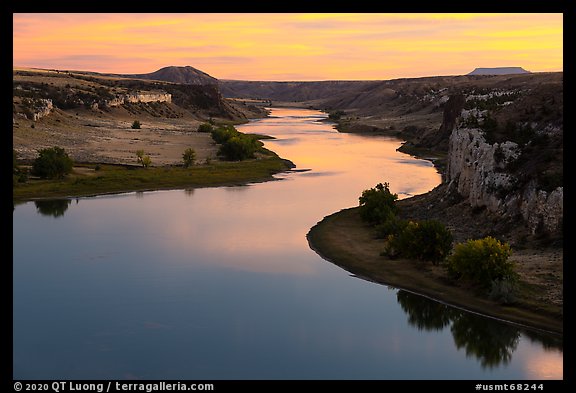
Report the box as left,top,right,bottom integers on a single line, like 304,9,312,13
123,65,219,85
12,67,265,165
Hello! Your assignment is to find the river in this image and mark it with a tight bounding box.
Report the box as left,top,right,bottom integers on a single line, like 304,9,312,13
13,108,562,379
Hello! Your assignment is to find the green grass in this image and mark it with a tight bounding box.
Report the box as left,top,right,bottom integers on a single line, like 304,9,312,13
13,156,293,201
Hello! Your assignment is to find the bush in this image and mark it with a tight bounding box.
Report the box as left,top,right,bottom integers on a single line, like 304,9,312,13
135,150,151,168
218,135,262,161
374,215,408,239
383,220,453,264
488,279,518,304
358,182,398,224
31,146,74,179
210,125,239,144
197,123,213,133
131,120,141,129
446,236,517,289
328,110,346,121
211,125,263,161
182,148,196,168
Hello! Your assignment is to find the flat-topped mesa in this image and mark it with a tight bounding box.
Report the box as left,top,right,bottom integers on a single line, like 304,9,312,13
468,67,530,75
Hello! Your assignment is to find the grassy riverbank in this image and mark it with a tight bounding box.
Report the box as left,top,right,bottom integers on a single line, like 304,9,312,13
13,154,293,202
307,207,563,335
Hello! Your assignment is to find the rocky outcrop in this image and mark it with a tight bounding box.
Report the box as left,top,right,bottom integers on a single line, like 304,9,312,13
32,99,53,121
446,126,562,235
103,91,171,107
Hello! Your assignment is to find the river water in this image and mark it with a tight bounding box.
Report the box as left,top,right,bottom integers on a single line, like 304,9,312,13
13,108,562,379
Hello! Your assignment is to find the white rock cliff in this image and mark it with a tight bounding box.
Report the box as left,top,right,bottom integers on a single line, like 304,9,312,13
446,127,562,234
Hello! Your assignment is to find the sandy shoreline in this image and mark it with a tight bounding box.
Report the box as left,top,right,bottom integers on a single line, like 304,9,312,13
307,207,562,335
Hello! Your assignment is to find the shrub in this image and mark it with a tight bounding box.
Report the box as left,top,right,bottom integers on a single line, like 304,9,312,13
141,155,152,168
131,120,141,129
211,125,263,161
383,220,453,264
488,279,518,304
31,146,73,179
210,125,239,144
197,123,213,133
374,215,408,239
446,236,517,289
182,148,196,168
218,135,262,161
328,110,346,121
358,182,398,224
135,150,151,168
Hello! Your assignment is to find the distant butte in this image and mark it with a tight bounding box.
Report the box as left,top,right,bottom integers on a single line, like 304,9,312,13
468,67,530,75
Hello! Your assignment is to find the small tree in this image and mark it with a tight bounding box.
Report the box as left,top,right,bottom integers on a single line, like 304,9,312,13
384,220,453,264
182,148,196,168
31,146,74,179
358,182,398,224
197,123,213,133
131,120,141,129
446,236,517,289
141,155,151,168
135,150,151,168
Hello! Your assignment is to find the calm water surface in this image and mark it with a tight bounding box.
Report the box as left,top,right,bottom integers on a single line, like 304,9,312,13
13,108,562,379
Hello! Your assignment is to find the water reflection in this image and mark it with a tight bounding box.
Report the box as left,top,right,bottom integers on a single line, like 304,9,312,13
396,290,561,369
14,108,562,379
34,199,71,218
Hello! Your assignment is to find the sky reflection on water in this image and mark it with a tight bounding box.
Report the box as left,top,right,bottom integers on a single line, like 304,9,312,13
13,108,562,379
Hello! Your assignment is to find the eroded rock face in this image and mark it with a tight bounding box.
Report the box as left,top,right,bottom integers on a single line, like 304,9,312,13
30,99,53,121
447,127,562,235
104,91,172,107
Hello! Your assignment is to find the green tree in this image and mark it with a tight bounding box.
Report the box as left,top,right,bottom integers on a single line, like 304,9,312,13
197,123,213,133
358,182,398,224
384,220,453,264
218,135,261,161
446,236,517,289
31,146,74,179
182,148,196,168
131,120,141,129
141,155,151,168
135,150,151,168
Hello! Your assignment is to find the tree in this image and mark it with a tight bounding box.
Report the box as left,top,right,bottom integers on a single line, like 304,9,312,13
135,150,151,168
384,220,453,264
197,123,213,133
358,182,398,224
182,148,196,168
141,155,151,168
31,146,74,179
131,120,141,129
446,236,517,289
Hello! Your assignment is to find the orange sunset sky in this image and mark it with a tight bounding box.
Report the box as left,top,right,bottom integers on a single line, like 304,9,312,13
13,13,563,81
